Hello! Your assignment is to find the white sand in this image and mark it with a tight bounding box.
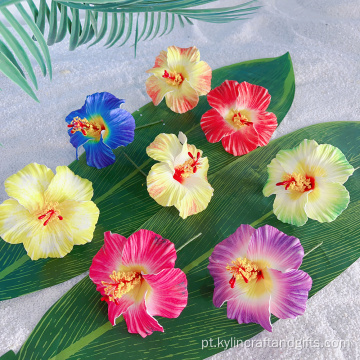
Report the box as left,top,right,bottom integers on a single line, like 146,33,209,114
0,0,359,358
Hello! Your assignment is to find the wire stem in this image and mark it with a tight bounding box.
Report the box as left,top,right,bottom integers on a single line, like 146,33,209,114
135,119,163,130
304,241,323,257
122,151,147,177
177,233,202,252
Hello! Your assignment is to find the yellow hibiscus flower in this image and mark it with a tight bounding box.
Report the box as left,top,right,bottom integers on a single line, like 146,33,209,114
146,132,214,219
0,163,100,260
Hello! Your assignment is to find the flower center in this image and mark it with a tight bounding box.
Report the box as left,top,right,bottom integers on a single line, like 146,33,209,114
276,173,315,193
37,204,63,226
173,151,200,183
101,270,142,304
162,69,184,86
68,116,104,139
226,257,264,288
226,109,253,129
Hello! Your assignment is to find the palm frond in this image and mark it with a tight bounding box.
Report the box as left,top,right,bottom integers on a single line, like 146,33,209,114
0,0,260,100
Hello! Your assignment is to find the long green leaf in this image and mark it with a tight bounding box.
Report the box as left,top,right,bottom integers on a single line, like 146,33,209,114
0,53,295,300
69,7,80,50
47,0,58,46
16,121,360,360
0,39,25,77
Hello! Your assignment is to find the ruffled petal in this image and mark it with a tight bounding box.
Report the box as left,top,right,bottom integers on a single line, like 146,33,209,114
263,157,287,197
146,50,168,77
145,75,173,106
268,268,312,319
0,199,34,244
83,136,116,169
247,225,304,271
207,80,240,116
146,133,182,166
187,60,212,96
227,292,272,331
305,179,350,222
273,189,309,226
89,231,128,293
221,125,259,156
123,298,163,338
251,110,278,147
201,108,235,143
304,143,354,183
102,108,135,149
165,80,199,114
167,45,200,70
65,106,87,125
58,200,99,245
68,131,89,160
143,268,188,318
107,294,135,326
122,229,177,274
5,163,54,212
177,175,213,219
236,82,271,111
147,162,187,207
44,166,93,203
85,92,125,115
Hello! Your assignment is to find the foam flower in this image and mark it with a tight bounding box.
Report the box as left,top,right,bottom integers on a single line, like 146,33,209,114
208,224,312,331
89,229,188,337
146,46,212,113
263,139,354,226
0,163,99,260
66,92,135,169
201,80,278,156
146,132,214,219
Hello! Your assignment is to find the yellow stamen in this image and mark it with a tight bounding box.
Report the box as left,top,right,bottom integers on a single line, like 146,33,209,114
225,109,253,129
102,270,141,302
227,257,260,285
162,70,184,86
68,116,104,138
277,173,314,193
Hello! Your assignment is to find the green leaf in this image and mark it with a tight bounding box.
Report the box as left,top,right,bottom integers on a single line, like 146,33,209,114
0,53,295,300
69,8,80,50
16,121,360,360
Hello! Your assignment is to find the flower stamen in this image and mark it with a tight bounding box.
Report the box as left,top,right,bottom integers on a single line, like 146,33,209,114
38,209,63,226
162,69,184,86
276,173,315,193
68,116,103,137
173,151,201,183
226,257,263,288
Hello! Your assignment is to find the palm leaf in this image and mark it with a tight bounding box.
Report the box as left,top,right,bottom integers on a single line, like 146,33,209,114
0,0,260,100
14,121,360,360
0,53,295,300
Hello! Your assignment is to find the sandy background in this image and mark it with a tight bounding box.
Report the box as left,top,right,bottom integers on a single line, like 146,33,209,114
0,0,359,359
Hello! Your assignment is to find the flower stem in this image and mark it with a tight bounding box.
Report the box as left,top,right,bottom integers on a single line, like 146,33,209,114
135,119,163,130
122,151,147,177
177,233,202,252
304,241,323,257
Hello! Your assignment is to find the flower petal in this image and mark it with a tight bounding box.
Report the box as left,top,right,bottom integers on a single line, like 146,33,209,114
165,80,199,114
207,80,240,116
167,45,200,70
45,166,94,203
201,108,235,143
5,163,54,212
304,143,354,183
65,106,86,125
247,225,304,271
177,175,214,219
236,81,271,111
102,108,135,149
305,179,350,222
58,200,99,245
85,92,125,115
147,162,187,207
187,60,212,96
83,136,116,169
145,75,173,106
146,50,168,77
227,292,272,331
143,268,188,318
252,110,278,147
0,199,34,244
68,131,89,160
123,298,163,338
89,231,128,294
146,133,182,166
273,189,309,226
221,125,259,156
263,157,287,197
107,294,135,326
268,268,312,319
122,229,177,274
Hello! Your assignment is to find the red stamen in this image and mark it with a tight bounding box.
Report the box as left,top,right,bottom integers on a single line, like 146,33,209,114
81,129,87,136
229,276,236,288
58,215,63,220
197,152,200,160
188,152,194,159
38,209,63,226
163,70,170,78
257,270,264,282
193,166,197,173
67,124,74,128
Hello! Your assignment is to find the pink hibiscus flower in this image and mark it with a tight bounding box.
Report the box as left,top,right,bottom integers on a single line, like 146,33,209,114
208,224,312,331
89,229,188,337
201,80,278,156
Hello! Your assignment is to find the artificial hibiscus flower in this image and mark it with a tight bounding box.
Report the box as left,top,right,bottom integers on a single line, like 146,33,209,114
146,131,214,219
66,92,135,169
0,163,99,260
263,139,354,226
208,224,312,331
146,45,212,113
89,229,188,337
201,80,277,156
